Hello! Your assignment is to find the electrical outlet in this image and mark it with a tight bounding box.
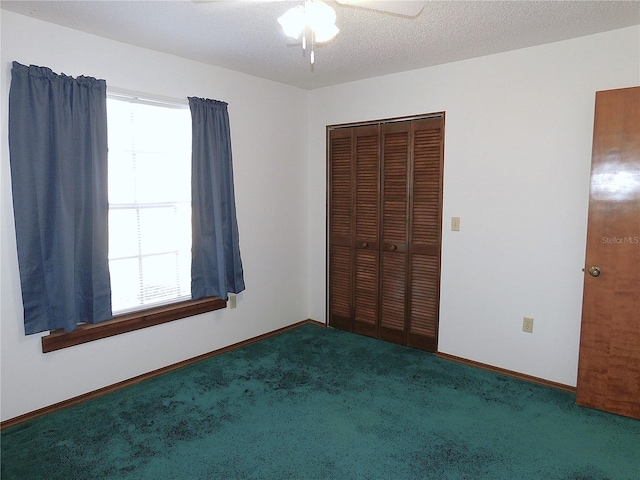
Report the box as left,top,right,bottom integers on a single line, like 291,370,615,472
229,295,237,309
522,317,534,333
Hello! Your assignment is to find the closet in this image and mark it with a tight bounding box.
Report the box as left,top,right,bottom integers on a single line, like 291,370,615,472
327,114,445,352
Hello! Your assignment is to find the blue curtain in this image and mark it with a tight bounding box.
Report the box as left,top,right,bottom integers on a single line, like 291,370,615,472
189,97,245,300
8,62,112,334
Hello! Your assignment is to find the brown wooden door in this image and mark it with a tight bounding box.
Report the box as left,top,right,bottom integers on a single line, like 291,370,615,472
576,86,640,419
328,115,444,352
407,118,444,351
353,125,381,338
328,128,353,332
379,121,410,344
328,125,381,337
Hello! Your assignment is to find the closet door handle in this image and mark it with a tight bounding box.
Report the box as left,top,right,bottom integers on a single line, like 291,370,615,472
390,244,397,251
361,242,368,248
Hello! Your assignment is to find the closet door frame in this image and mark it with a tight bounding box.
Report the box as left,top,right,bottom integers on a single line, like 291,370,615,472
326,112,445,352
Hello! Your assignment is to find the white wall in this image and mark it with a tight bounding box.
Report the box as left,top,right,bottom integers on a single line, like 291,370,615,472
1,11,309,421
307,26,640,387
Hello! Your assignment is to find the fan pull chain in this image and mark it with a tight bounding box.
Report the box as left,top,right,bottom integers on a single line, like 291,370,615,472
311,32,315,65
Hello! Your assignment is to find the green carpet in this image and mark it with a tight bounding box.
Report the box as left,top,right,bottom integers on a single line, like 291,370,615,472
2,324,639,479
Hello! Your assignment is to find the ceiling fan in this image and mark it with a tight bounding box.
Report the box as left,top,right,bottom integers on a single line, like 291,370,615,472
194,1,426,65
277,0,425,64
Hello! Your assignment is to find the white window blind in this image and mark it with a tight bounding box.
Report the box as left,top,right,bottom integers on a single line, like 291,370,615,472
107,93,192,314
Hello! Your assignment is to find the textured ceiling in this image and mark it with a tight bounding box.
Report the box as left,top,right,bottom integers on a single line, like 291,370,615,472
2,1,639,89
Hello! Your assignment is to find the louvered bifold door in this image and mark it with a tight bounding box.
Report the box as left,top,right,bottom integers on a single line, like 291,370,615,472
379,122,411,345
407,117,444,351
328,128,354,331
352,125,381,337
328,114,444,352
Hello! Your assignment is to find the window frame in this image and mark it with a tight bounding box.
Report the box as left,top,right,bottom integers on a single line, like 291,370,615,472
42,297,227,352
107,91,193,315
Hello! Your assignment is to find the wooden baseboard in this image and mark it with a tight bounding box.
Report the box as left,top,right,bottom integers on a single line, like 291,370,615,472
437,352,576,394
1,319,325,431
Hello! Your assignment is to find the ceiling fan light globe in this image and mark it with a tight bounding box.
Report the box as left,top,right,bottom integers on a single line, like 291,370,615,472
307,0,337,21
277,5,304,39
314,24,339,43
307,0,338,42
307,1,336,27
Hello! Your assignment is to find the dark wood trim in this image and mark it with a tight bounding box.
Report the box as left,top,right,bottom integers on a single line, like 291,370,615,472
437,352,576,394
42,297,228,353
328,111,445,130
3,320,325,431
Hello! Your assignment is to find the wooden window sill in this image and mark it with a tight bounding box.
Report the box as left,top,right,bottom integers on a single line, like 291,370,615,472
41,297,226,353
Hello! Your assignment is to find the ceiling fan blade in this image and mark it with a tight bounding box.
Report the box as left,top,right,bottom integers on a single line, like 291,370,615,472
192,0,425,18
192,0,285,3
336,1,425,18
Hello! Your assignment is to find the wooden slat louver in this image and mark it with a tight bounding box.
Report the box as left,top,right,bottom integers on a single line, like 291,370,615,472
355,133,379,240
378,124,410,340
355,249,378,329
409,255,439,336
407,118,443,349
330,246,352,319
353,126,380,336
412,124,442,247
328,130,353,331
382,130,409,245
380,252,406,332
330,135,353,239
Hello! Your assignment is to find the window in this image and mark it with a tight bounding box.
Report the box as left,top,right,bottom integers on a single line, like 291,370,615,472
106,94,192,314
42,93,241,352
10,64,243,351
